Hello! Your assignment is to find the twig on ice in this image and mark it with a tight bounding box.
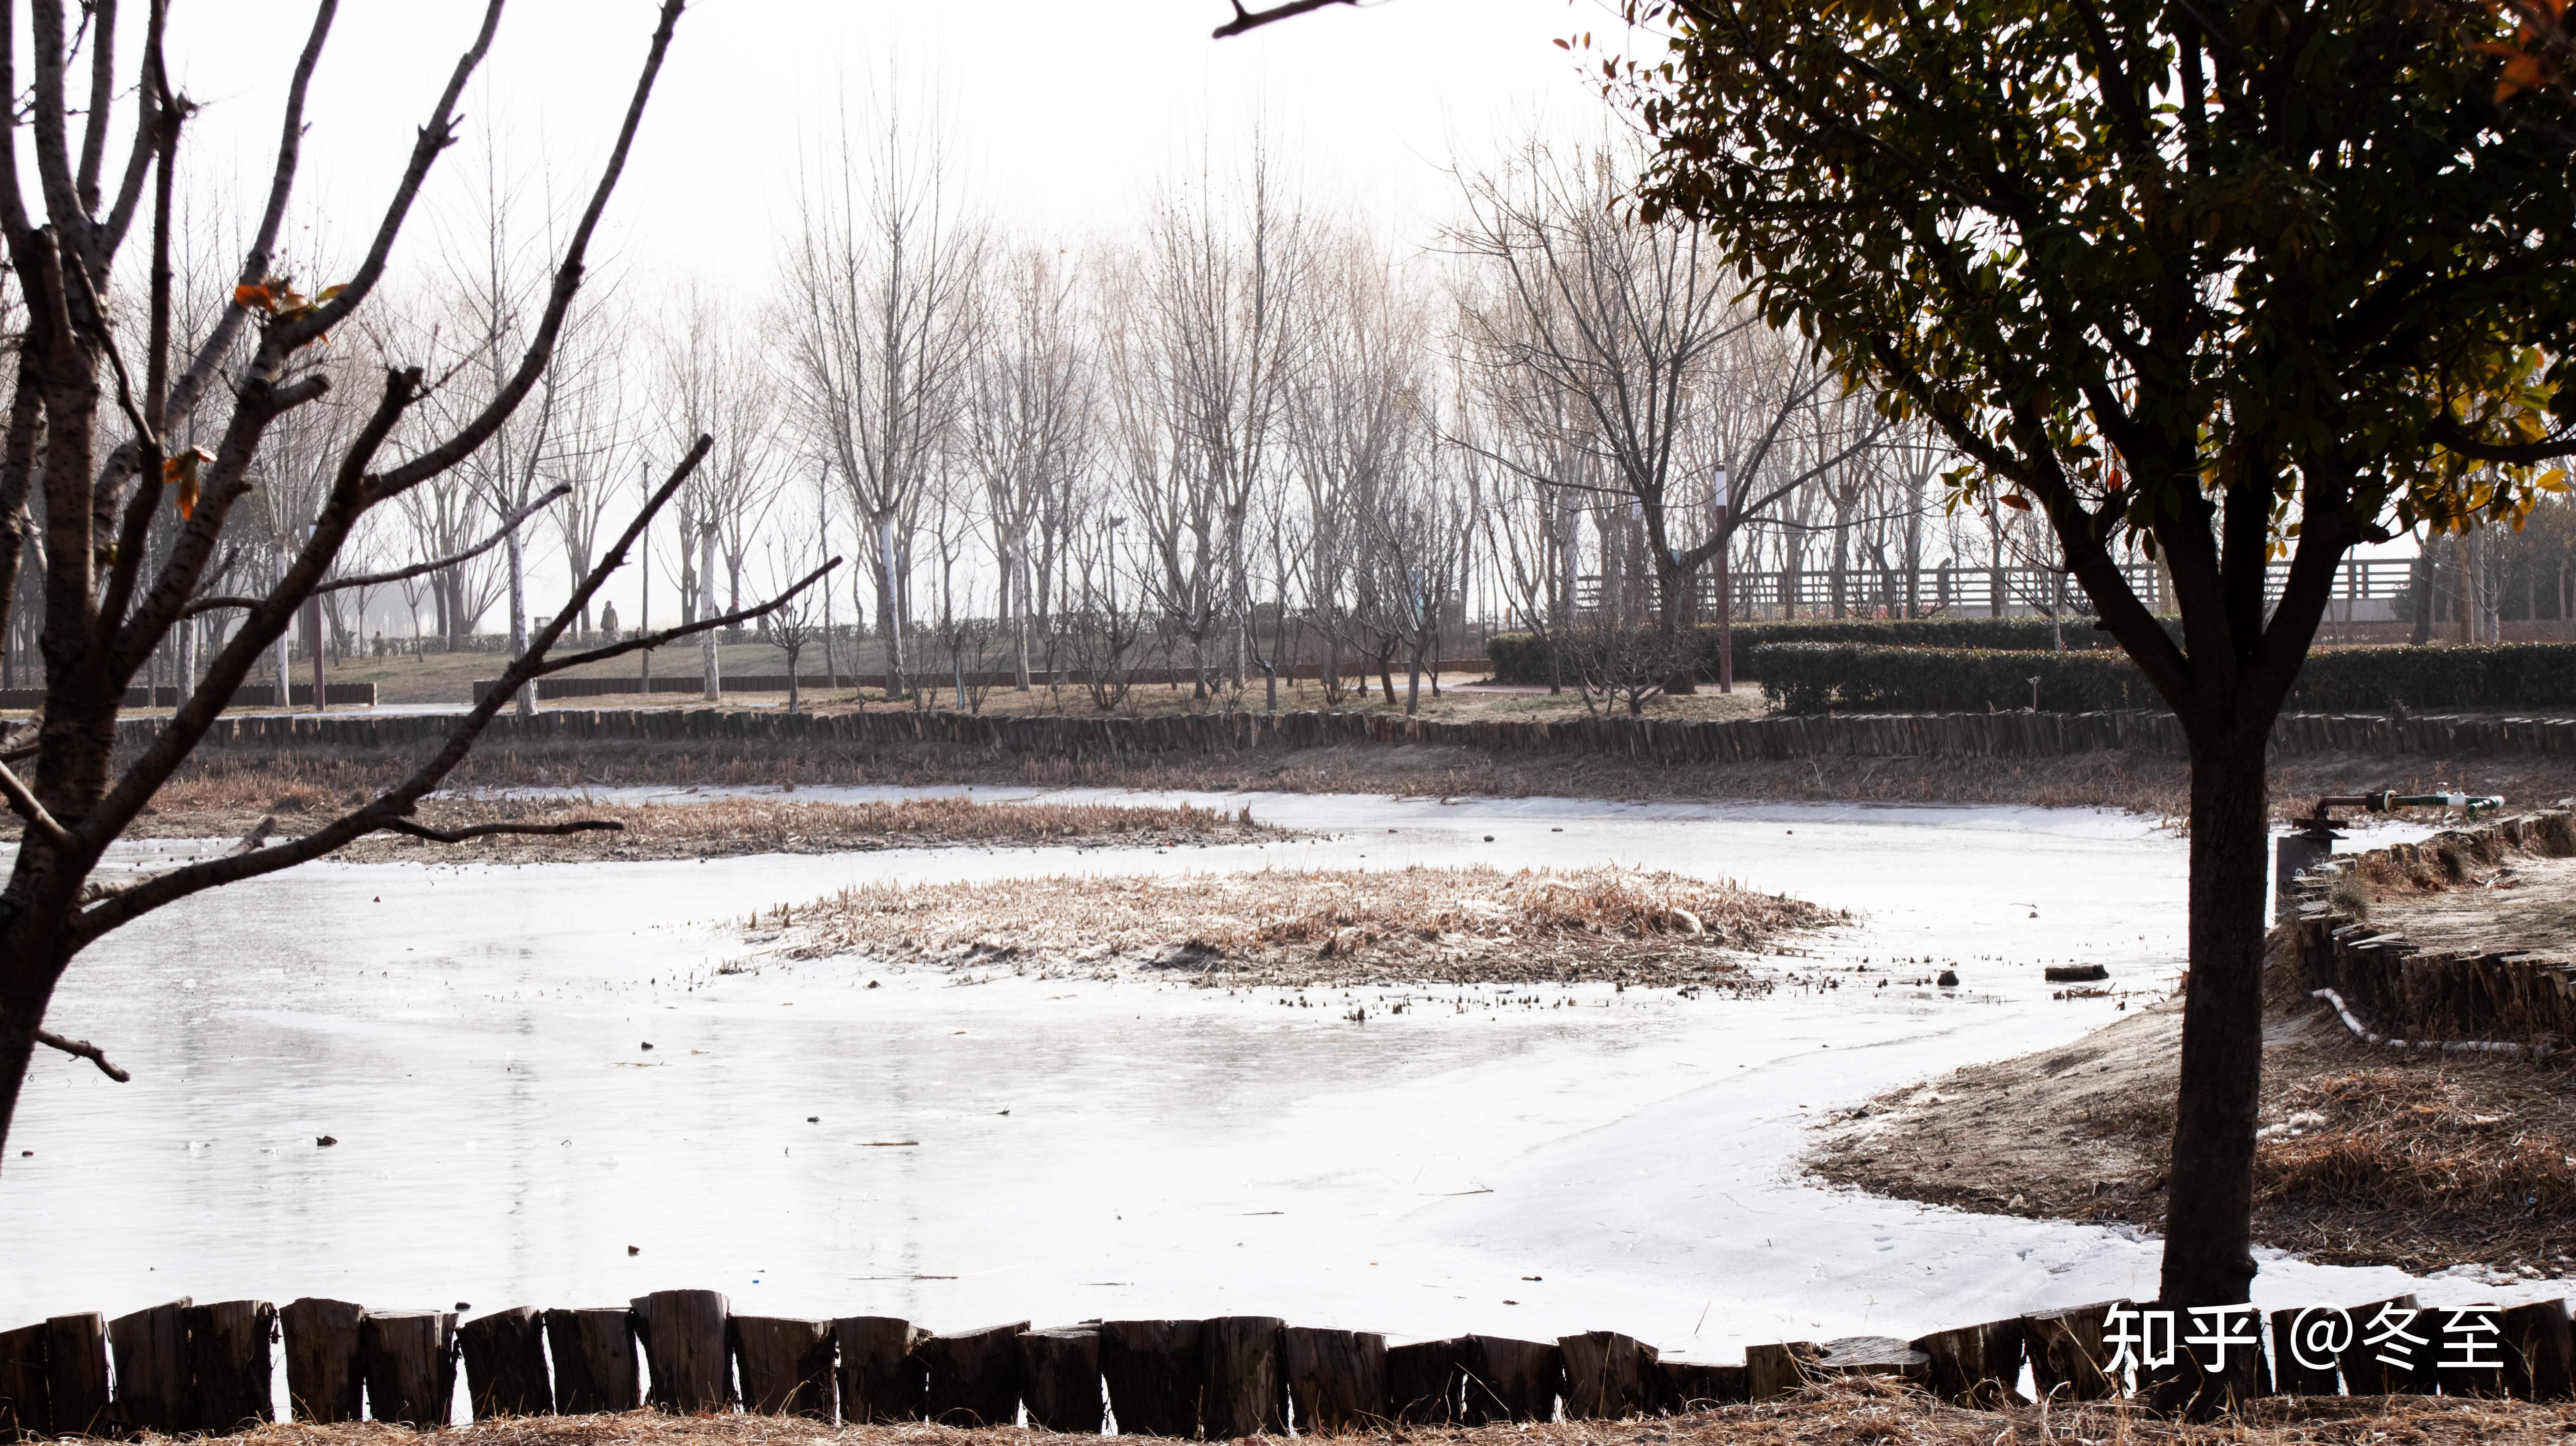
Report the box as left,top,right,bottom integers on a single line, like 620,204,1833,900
37,1028,130,1082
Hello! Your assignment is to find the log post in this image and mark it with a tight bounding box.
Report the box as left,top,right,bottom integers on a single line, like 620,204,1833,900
1198,1317,1284,1438
1558,1331,1657,1419
0,1323,45,1442
1655,1361,1746,1413
2021,1302,2116,1400
1460,1336,1560,1424
1100,1319,1203,1437
2338,1295,2436,1396
2268,1308,2342,1397
360,1310,458,1427
1384,1338,1464,1425
632,1291,733,1413
280,1298,367,1424
1817,1336,1929,1384
106,1298,191,1436
2437,1306,2506,1399
1018,1328,1103,1434
543,1309,641,1415
1743,1342,1819,1403
458,1308,554,1419
183,1300,276,1433
832,1316,927,1423
732,1317,834,1419
1280,1327,1385,1433
41,1315,108,1438
920,1321,1027,1428
1911,1318,2025,1407
2505,1300,2575,1400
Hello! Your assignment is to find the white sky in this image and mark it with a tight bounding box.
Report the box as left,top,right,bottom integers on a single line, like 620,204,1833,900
161,0,1612,290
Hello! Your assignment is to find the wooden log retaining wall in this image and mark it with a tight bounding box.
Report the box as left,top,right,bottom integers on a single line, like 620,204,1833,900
472,662,1494,705
115,703,2576,772
2290,811,2576,1048
2,1293,2567,1440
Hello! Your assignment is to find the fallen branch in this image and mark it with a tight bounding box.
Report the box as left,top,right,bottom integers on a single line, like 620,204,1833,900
383,817,624,845
2310,987,2549,1057
36,1028,130,1082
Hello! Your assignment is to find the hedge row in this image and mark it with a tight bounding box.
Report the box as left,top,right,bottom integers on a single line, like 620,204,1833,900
1753,643,2158,714
1751,640,2576,714
1484,616,2139,684
2285,644,2576,712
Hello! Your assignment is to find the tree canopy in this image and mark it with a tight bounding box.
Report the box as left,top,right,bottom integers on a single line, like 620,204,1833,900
1611,0,2576,720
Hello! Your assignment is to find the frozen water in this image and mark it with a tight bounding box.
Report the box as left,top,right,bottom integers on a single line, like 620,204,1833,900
0,787,2514,1362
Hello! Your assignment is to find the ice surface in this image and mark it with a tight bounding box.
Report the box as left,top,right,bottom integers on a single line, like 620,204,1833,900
0,788,2511,1361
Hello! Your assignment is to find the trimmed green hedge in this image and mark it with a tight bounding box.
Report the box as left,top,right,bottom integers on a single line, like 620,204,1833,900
1485,616,2136,685
2284,644,2576,712
1754,643,2159,714
1750,640,2576,714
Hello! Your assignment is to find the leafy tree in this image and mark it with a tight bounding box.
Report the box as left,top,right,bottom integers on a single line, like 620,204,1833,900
1593,0,2576,1378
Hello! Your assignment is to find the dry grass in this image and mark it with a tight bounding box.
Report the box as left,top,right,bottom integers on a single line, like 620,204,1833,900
1809,934,2576,1276
114,777,1275,863
764,863,1844,987
196,1378,2576,1446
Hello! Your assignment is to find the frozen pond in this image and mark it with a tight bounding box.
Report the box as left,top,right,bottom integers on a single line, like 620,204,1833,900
1,788,2518,1363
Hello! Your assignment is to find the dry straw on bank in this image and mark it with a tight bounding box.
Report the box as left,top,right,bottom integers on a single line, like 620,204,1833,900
279,794,1268,862
771,862,1843,986
215,1378,2576,1446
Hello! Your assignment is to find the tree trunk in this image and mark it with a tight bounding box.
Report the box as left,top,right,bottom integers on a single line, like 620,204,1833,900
876,513,905,695
2157,733,2269,1312
699,526,721,703
506,526,533,718
1658,555,1698,694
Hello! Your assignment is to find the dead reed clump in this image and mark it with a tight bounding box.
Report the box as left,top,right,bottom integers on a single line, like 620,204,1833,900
766,863,1845,987
313,795,1276,863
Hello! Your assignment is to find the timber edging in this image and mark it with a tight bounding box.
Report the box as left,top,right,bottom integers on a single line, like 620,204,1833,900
111,705,2576,767
2287,810,2576,1050
2,1290,2565,1436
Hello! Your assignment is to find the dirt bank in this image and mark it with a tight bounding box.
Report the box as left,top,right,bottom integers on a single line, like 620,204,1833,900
1807,933,2576,1278
100,731,2576,838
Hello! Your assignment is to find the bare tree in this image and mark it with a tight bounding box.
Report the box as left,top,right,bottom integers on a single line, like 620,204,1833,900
780,85,981,699
962,243,1089,691
1104,143,1307,700
0,0,833,1163
653,287,785,701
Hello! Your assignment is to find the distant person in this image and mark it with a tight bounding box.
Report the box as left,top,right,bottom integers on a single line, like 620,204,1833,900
372,631,385,658
600,601,620,641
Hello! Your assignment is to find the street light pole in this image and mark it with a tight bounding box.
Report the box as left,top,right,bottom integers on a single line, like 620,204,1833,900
1713,466,1733,694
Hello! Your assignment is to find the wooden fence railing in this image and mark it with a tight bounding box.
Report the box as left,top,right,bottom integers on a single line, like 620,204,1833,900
3,1290,2570,1439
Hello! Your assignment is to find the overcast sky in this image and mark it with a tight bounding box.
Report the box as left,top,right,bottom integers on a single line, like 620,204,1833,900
160,1,1615,291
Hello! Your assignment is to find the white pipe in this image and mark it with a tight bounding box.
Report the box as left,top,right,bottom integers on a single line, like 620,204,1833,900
2310,988,2545,1057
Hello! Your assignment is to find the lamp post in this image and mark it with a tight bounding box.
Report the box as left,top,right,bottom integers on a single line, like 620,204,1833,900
1713,465,1733,694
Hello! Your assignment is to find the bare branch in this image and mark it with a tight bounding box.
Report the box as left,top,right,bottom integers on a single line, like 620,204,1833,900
0,757,74,853
35,1029,128,1083
341,0,690,502
385,817,623,845
517,561,839,679
182,483,571,617
1212,0,1360,38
